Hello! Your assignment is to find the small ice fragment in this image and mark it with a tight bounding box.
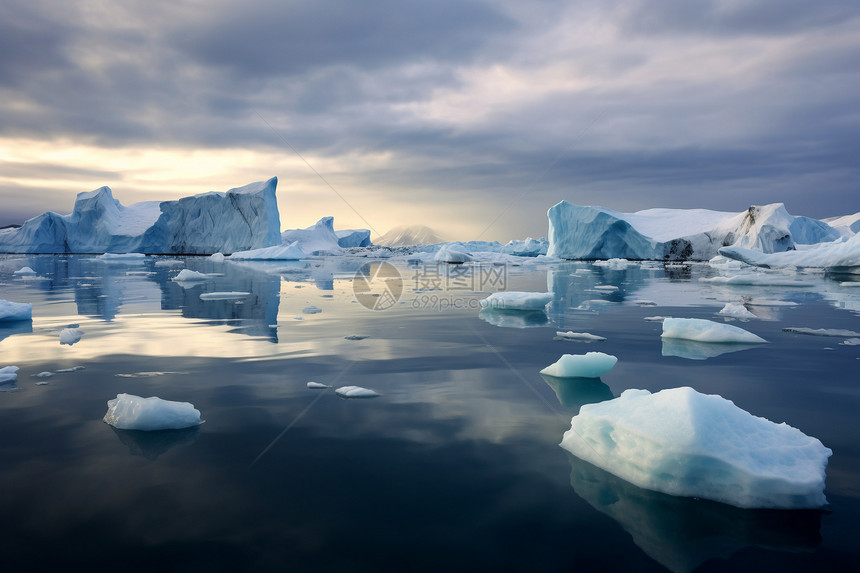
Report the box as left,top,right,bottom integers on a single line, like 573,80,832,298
344,335,369,340
59,328,84,346
103,393,203,431
594,285,619,292
302,306,323,314
783,327,860,337
35,381,50,386
0,299,33,321
839,281,860,287
210,252,225,262
335,386,380,399
632,300,657,306
33,371,54,378
154,259,184,267
556,331,606,342
199,291,250,300
55,366,85,373
661,318,767,344
840,338,860,346
0,366,19,384
540,352,618,378
593,258,630,269
172,269,208,281
307,381,330,389
717,303,757,319
699,274,813,287
479,292,552,311
97,253,146,261
13,267,36,275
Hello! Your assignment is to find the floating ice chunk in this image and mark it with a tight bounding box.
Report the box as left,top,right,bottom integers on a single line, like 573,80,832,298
594,285,619,292
0,366,19,384
199,291,250,300
632,299,657,306
59,328,83,345
717,303,757,319
302,305,323,314
540,352,618,378
55,366,85,373
700,274,814,287
229,241,306,260
0,299,32,321
335,385,380,398
556,331,606,342
644,316,669,322
103,393,203,431
154,259,184,267
840,338,860,346
661,318,767,344
344,335,369,340
97,253,146,261
210,252,225,262
434,244,472,263
307,381,330,389
172,269,208,281
13,266,36,275
782,327,860,337
593,258,631,269
33,371,54,378
480,291,552,311
561,387,832,509
840,281,860,287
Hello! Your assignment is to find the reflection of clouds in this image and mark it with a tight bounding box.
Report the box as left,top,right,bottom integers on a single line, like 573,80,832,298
661,339,766,361
566,454,822,573
478,308,548,328
110,426,199,460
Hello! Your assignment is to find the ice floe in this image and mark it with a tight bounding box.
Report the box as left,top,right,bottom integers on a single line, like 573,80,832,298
555,331,606,342
479,291,552,311
199,291,251,300
103,393,203,430
229,241,306,260
335,386,380,399
13,266,36,275
59,328,84,346
661,318,767,344
540,352,618,378
0,299,32,322
717,302,757,319
171,269,209,281
307,381,330,389
560,387,832,509
782,327,860,337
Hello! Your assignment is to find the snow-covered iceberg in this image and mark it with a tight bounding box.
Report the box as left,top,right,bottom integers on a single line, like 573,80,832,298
720,232,860,273
560,387,832,509
0,178,281,255
540,352,617,378
661,318,767,344
0,299,32,322
547,201,842,261
280,217,343,255
229,241,307,260
103,393,203,430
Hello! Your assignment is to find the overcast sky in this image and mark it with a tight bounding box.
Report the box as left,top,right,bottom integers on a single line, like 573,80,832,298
1,0,858,240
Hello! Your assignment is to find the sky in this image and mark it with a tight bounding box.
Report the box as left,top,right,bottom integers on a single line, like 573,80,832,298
1,0,859,241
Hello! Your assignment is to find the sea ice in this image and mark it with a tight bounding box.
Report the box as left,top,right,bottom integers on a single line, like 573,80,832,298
97,253,147,261
782,327,860,337
556,331,606,342
229,241,306,260
34,371,55,378
103,393,203,430
172,269,209,281
199,291,251,300
661,318,767,344
335,386,380,398
344,335,369,340
717,303,757,319
59,328,83,345
154,259,184,267
479,291,553,311
840,338,860,346
0,366,19,384
0,299,32,322
307,381,330,389
840,281,860,287
13,266,36,275
540,352,618,378
593,258,631,269
560,387,832,509
593,285,619,292
700,274,814,287
434,244,472,263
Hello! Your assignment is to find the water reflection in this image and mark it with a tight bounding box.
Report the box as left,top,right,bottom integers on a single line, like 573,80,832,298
540,374,614,410
661,339,765,360
478,308,548,328
0,320,32,344
567,454,823,573
110,426,199,460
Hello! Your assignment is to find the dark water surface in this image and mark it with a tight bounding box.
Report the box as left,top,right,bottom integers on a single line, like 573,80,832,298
0,255,858,572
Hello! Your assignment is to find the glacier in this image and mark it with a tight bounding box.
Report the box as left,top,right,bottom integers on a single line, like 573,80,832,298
560,387,832,509
547,201,844,261
0,178,281,255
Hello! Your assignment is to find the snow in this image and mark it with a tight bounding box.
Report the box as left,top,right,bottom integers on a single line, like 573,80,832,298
540,352,618,378
717,303,757,319
307,381,330,389
171,269,208,281
560,387,832,509
229,241,306,260
556,331,606,341
59,328,83,345
0,366,19,384
783,327,860,337
0,178,280,255
281,217,343,255
103,393,203,430
335,385,380,398
0,299,32,321
661,318,767,344
479,291,552,311
13,266,36,275
199,291,250,300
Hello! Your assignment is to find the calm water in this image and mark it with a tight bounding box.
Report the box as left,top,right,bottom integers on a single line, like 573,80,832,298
0,254,859,572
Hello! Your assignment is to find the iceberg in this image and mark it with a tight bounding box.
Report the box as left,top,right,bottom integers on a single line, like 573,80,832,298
0,365,19,384
229,241,307,260
335,385,380,398
199,291,250,300
500,237,548,257
0,178,281,255
280,217,343,255
560,387,832,509
547,201,843,261
0,299,32,322
13,266,37,275
662,339,765,360
555,331,606,342
103,393,203,430
478,308,548,328
479,291,552,311
171,269,209,282
540,352,618,378
336,229,372,248
720,233,860,273
717,302,757,319
59,327,83,346
661,318,767,344
434,244,472,263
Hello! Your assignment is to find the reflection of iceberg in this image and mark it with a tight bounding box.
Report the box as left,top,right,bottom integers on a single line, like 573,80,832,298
0,320,33,343
110,426,199,460
478,308,548,328
567,454,822,573
661,338,766,360
540,374,613,410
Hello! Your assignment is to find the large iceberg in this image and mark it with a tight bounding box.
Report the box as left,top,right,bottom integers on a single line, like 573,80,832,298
547,201,842,261
0,178,281,255
719,232,860,273
103,393,203,430
280,216,344,255
560,387,832,509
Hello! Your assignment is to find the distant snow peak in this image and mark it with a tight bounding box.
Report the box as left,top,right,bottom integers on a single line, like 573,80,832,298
375,224,446,247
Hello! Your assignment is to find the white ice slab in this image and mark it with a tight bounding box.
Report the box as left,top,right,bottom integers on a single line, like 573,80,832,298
103,393,203,430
